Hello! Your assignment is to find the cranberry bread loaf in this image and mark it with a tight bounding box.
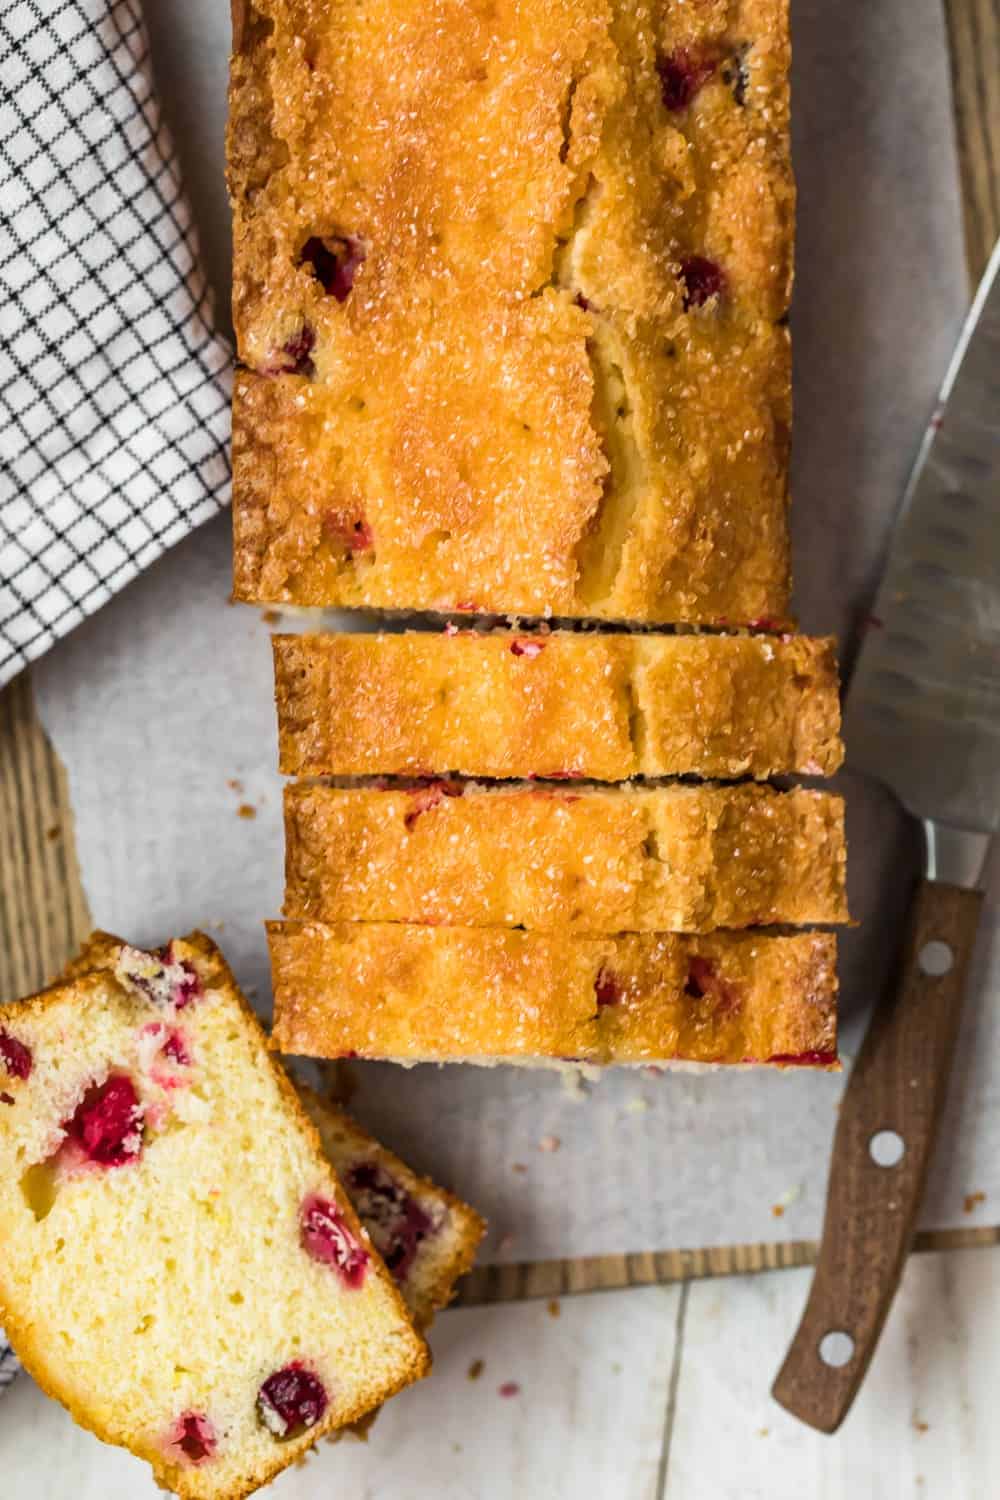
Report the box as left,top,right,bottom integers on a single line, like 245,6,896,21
269,921,838,1069
299,1088,485,1329
285,782,848,932
0,934,428,1499
228,0,793,624
67,935,485,1330
273,630,843,780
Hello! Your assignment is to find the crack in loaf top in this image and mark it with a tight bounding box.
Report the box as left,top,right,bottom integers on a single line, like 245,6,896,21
228,0,794,623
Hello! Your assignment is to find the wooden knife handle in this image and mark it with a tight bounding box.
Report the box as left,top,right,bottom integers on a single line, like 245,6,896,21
772,877,983,1433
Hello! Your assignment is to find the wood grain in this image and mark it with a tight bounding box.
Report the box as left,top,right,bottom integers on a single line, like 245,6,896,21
0,0,996,1302
944,0,1000,280
0,675,89,1000
771,879,984,1431
453,1224,1000,1307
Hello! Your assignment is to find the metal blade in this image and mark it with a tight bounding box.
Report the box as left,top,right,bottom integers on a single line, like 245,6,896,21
845,238,1000,834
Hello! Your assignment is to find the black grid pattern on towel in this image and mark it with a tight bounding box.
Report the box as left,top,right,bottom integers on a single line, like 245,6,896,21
0,1342,16,1393
0,0,232,689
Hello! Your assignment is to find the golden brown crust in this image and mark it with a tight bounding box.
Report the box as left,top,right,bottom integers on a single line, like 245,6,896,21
0,934,430,1500
272,630,843,780
269,921,838,1067
228,0,793,624
231,0,250,55
298,1087,486,1329
284,782,848,932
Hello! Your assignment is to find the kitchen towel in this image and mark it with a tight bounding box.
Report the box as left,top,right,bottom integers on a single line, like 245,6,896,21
0,0,232,691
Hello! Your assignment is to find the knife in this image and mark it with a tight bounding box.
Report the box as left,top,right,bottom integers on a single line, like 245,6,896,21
772,236,1000,1433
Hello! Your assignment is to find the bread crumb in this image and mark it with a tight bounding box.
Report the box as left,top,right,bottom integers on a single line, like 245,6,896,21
771,1184,802,1218
46,825,61,841
467,1359,484,1381
912,1413,929,1434
757,1427,769,1438
261,609,281,625
547,1299,560,1318
560,1068,590,1101
538,1134,561,1153
511,1162,528,1174
963,1191,986,1213
237,804,257,820
227,778,244,793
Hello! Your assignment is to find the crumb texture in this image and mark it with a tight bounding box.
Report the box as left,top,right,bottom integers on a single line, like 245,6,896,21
0,934,427,1500
284,782,848,931
269,921,838,1067
272,630,843,780
229,0,793,623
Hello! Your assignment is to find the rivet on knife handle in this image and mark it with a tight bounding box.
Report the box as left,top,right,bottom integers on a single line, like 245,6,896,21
771,877,983,1433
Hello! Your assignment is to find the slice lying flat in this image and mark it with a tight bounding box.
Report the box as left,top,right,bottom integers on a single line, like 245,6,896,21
272,629,842,781
284,781,848,932
0,932,428,1500
269,921,838,1069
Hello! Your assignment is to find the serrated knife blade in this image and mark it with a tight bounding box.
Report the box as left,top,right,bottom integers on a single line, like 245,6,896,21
774,237,1000,1436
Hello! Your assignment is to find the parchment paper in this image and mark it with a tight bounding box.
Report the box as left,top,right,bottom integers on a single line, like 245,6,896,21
34,0,1000,1262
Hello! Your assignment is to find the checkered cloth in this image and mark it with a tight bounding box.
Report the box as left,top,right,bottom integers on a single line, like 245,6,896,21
0,0,233,1386
0,1342,15,1394
0,0,232,692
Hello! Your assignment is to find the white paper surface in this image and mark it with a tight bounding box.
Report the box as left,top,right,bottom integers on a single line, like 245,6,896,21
33,0,1000,1263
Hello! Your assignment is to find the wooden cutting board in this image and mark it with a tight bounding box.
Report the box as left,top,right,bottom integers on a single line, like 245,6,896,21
2,0,998,1306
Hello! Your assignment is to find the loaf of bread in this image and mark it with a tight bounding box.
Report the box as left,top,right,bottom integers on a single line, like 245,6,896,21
284,782,848,932
273,630,843,780
0,933,428,1499
300,1087,485,1330
228,0,793,624
269,921,838,1069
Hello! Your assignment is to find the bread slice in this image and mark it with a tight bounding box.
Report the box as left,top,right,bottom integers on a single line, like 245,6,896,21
269,921,838,1069
0,933,428,1499
299,1088,485,1330
66,934,485,1331
228,0,793,625
273,630,842,780
284,782,848,932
